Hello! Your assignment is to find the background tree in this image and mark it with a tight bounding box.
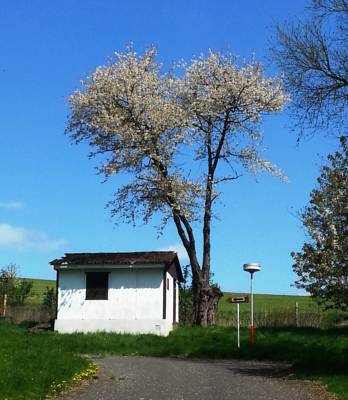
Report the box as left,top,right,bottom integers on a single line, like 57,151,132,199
179,264,193,326
272,0,348,135
0,264,33,306
67,48,287,325
273,0,348,310
292,137,348,310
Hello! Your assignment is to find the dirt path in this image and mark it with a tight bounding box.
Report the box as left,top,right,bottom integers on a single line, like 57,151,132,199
59,356,334,400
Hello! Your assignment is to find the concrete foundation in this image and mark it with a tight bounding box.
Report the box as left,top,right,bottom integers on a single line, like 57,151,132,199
54,318,173,336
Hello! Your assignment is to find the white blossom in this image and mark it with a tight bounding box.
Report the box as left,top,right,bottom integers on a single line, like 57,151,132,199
68,47,288,224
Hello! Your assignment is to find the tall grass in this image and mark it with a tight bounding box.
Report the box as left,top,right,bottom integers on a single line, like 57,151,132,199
0,322,89,399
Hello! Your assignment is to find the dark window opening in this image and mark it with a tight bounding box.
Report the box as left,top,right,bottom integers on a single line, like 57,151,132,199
86,272,108,300
167,277,170,291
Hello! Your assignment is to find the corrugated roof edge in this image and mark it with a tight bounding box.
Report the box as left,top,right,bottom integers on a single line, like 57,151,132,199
50,251,184,282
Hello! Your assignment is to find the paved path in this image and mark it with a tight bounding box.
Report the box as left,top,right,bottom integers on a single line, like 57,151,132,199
59,356,333,400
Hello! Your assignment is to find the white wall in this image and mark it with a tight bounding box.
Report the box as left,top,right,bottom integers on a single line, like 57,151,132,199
164,273,180,325
57,267,163,321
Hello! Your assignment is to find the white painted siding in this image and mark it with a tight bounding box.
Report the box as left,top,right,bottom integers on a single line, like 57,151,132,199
57,267,163,321
135,269,163,319
58,269,86,319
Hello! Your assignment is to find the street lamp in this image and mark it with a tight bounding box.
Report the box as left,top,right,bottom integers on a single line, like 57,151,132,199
243,263,261,344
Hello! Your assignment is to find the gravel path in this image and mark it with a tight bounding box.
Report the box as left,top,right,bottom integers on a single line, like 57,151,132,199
58,356,333,400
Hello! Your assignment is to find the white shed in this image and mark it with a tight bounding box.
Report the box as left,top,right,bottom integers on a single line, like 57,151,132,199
50,251,184,336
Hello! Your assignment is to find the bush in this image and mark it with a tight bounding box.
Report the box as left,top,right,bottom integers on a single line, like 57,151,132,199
179,265,194,325
0,264,33,310
42,286,56,317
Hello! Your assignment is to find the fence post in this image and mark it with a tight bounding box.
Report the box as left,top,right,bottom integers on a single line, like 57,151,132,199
295,301,299,327
2,294,7,318
237,303,240,348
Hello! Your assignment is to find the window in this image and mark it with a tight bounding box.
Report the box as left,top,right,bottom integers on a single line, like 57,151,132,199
167,277,170,291
86,272,108,300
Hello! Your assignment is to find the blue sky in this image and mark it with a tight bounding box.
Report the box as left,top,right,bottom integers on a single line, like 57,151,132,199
0,0,338,294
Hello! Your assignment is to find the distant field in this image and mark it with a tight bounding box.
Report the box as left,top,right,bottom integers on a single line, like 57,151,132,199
218,292,345,328
21,278,55,304
219,292,321,314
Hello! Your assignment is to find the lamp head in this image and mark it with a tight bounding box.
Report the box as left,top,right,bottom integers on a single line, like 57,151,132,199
243,263,261,274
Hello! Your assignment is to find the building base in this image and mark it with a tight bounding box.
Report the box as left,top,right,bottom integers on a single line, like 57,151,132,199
54,319,173,336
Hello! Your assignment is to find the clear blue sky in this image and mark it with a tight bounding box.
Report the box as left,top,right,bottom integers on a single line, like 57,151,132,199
0,0,338,294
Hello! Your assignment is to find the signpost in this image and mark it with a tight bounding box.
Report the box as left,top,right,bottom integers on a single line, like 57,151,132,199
229,296,249,348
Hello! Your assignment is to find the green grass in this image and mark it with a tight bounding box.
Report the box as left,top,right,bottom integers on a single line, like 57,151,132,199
4,281,347,398
219,292,320,313
0,321,347,399
0,322,88,400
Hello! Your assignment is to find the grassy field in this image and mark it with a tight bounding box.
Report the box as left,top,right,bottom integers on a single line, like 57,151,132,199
20,278,55,305
219,292,321,313
218,292,346,328
0,321,347,399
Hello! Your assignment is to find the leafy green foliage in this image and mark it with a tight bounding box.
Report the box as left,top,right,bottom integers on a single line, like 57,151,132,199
0,264,33,306
179,264,193,325
41,286,56,315
292,137,348,310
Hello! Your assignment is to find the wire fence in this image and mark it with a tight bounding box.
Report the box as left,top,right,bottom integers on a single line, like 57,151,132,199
217,309,323,328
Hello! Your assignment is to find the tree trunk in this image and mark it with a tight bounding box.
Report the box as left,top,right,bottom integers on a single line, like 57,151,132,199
192,277,222,326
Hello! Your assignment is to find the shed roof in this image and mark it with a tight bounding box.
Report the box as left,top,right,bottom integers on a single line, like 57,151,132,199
50,251,184,282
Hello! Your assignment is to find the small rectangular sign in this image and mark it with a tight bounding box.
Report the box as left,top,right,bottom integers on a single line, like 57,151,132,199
229,296,249,303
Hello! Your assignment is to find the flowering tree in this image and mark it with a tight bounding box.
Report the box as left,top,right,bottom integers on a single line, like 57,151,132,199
67,48,288,325
292,137,348,310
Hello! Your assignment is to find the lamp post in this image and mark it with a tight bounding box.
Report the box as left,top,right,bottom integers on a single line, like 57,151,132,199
243,263,261,344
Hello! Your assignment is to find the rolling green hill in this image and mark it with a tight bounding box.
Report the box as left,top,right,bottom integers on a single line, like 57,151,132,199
21,278,55,305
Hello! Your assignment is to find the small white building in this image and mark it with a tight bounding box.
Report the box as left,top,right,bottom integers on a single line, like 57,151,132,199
50,251,183,336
